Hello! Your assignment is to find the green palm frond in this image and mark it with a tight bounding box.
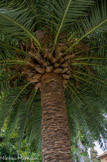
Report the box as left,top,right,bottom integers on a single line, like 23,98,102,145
39,0,94,45
17,89,38,147
75,70,107,85
0,87,20,132
67,83,83,103
0,60,25,65
3,82,31,138
72,74,94,86
54,0,94,47
67,0,107,51
75,57,107,61
1,87,42,150
10,82,30,109
26,100,42,150
66,56,107,147
72,62,105,67
66,81,107,149
0,68,27,92
0,73,17,91
0,42,28,55
0,39,28,68
53,0,72,47
0,1,41,48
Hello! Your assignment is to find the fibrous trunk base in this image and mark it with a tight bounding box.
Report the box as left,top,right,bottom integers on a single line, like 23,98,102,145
41,73,73,162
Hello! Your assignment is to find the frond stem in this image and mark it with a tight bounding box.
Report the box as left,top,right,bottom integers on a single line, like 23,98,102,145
66,19,107,52
75,70,107,85
0,14,41,49
53,0,72,48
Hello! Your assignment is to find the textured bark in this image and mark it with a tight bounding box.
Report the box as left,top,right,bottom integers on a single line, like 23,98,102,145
41,73,73,162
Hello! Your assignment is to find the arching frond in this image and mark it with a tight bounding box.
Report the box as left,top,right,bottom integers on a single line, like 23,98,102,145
66,81,107,149
2,83,29,139
0,87,20,132
39,0,94,46
26,100,42,151
67,0,107,51
75,70,107,86
0,0,41,48
0,42,28,55
17,89,38,147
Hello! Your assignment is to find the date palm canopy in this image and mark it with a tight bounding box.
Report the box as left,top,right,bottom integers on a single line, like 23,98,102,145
0,0,107,159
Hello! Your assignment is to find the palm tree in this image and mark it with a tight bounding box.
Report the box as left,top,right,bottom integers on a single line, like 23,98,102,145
0,0,107,161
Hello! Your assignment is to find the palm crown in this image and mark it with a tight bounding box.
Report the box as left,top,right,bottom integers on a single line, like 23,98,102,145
0,0,107,156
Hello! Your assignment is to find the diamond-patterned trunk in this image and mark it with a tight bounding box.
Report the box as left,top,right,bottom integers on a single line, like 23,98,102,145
41,73,73,162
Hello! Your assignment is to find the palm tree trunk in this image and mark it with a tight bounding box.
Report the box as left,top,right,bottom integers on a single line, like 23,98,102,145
41,72,73,162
